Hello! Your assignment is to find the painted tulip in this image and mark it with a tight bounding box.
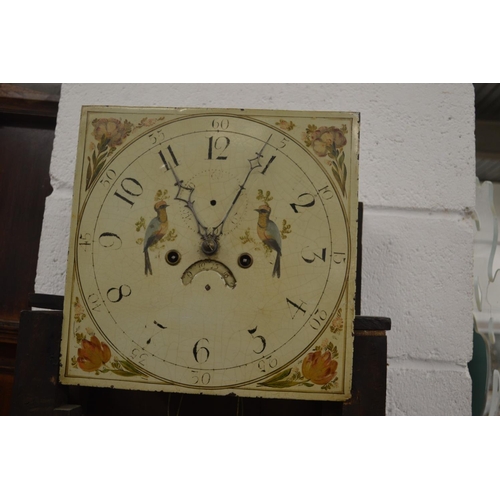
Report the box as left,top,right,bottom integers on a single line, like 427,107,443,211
302,350,338,385
77,335,112,372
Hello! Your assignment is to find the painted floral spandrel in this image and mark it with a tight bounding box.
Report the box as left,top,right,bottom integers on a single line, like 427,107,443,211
258,334,339,390
85,116,165,190
303,124,348,196
70,298,148,379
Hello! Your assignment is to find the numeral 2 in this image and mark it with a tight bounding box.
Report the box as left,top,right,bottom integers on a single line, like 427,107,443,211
290,193,315,213
301,247,327,264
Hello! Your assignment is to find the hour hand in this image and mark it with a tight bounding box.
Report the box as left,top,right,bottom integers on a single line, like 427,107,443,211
158,150,207,238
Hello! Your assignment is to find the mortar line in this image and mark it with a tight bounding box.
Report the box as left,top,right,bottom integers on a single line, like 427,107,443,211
387,358,469,371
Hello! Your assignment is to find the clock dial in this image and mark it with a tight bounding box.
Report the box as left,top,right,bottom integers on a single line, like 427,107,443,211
61,107,359,401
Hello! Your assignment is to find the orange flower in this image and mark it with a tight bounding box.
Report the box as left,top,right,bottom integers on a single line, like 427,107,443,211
77,335,111,372
92,118,132,148
302,350,338,385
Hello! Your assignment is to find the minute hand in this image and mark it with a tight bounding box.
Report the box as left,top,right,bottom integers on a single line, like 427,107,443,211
213,134,273,237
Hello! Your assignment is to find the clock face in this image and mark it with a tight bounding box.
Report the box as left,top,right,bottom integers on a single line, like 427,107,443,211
61,106,359,401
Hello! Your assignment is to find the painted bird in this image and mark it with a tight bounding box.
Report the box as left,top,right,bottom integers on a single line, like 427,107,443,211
144,200,169,275
255,204,282,278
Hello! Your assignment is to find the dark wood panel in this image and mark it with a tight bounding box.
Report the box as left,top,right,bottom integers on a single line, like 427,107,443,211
0,373,15,415
342,334,387,416
10,311,67,415
29,293,64,310
354,316,391,331
0,84,60,117
0,113,55,321
0,87,59,415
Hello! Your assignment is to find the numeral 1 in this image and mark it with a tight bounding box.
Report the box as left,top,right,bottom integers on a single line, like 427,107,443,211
87,293,102,312
333,252,346,264
158,145,179,171
113,178,143,207
79,233,91,250
261,155,276,175
207,136,230,160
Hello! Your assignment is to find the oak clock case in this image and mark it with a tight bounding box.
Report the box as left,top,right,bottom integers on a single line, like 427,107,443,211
61,106,359,401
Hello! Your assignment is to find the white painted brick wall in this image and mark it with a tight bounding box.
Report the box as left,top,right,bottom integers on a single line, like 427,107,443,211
35,83,475,415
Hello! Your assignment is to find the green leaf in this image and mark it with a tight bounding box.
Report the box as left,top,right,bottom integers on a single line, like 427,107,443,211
98,136,110,152
262,368,293,385
96,150,107,163
86,159,93,190
94,158,107,178
259,379,305,389
111,369,141,378
119,359,147,377
331,167,342,188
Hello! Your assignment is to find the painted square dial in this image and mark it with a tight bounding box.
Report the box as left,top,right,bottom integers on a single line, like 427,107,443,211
61,106,359,401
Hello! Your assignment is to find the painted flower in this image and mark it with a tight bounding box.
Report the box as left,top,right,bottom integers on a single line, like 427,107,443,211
310,126,347,157
73,297,86,323
276,119,295,131
302,349,338,385
77,335,112,372
330,310,344,334
92,118,132,148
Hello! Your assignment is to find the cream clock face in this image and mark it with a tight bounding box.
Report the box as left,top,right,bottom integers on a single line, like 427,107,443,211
61,106,359,401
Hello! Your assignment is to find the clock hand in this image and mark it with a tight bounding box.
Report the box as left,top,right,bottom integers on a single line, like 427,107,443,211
169,171,220,255
213,134,274,238
160,136,273,256
159,150,208,241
